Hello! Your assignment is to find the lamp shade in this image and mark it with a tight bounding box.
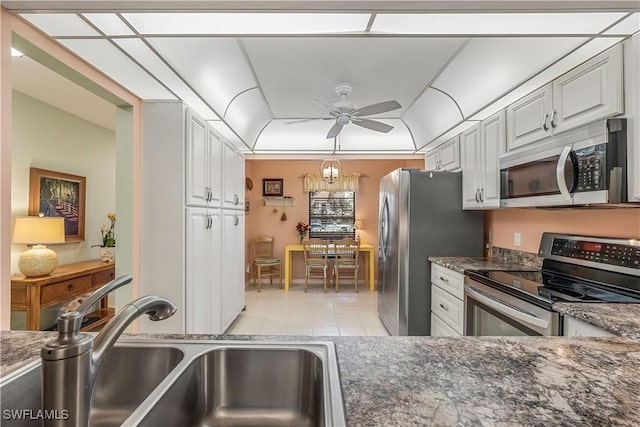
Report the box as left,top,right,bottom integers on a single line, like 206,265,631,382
13,216,65,244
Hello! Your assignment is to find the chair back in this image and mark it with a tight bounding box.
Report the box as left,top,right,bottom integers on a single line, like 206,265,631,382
303,238,329,264
334,238,360,265
252,236,275,260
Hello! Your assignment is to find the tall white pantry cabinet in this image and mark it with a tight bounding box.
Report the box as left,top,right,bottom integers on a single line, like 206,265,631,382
138,101,245,334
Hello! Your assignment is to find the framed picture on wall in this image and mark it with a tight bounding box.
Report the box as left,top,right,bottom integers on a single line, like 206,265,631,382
263,178,283,197
29,167,86,242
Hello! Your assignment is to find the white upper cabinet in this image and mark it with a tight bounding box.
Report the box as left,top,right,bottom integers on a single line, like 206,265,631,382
462,110,505,209
552,44,624,134
506,43,623,151
625,33,640,202
424,136,461,172
222,140,245,210
185,110,222,207
506,84,553,151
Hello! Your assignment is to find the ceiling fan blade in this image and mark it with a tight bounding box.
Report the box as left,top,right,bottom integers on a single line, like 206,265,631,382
313,98,341,114
352,100,402,117
284,118,324,125
351,118,394,133
326,122,344,139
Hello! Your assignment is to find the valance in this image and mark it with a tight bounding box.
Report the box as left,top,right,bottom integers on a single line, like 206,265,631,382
303,172,361,192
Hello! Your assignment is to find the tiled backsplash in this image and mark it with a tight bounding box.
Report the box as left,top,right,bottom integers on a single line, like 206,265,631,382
492,247,542,269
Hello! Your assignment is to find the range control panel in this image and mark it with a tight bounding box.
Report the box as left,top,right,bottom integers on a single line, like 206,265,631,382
551,238,640,269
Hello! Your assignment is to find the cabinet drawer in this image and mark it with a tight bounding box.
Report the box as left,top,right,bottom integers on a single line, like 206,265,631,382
41,275,93,305
93,268,116,287
431,312,461,337
431,284,464,335
431,264,464,299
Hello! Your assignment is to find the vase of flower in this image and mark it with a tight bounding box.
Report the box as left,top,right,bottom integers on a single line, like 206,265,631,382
296,221,311,244
93,213,116,262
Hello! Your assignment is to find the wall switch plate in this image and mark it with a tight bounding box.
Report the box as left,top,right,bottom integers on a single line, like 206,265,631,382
514,232,521,247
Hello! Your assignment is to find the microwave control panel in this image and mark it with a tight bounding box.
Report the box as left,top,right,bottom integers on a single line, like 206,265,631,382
551,238,640,269
574,144,606,192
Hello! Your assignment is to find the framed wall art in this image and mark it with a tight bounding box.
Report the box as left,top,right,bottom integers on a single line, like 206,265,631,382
263,178,283,197
29,167,86,242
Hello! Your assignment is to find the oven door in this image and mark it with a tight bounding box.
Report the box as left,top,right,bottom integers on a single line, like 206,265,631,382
464,279,561,336
500,145,578,207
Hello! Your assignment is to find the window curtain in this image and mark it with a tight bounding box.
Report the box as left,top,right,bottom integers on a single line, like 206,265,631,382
303,172,361,192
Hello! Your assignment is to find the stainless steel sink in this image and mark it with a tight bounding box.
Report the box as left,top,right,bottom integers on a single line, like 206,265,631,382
139,348,326,426
0,340,346,427
0,345,184,427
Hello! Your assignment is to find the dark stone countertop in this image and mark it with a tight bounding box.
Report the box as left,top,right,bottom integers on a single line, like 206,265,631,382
428,256,539,274
554,303,640,340
2,331,639,426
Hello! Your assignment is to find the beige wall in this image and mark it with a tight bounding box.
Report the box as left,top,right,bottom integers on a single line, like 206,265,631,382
245,159,423,284
487,208,640,253
11,90,116,273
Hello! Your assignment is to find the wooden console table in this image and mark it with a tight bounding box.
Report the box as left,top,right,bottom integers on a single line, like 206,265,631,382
11,260,116,331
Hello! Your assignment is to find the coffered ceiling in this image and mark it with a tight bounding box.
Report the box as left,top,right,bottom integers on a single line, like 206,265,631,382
5,1,639,155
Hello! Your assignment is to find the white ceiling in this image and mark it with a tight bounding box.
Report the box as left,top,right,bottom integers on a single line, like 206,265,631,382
6,2,639,156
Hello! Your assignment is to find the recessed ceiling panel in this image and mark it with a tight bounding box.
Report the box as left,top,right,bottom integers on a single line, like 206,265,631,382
20,13,99,37
114,38,219,120
242,37,466,118
402,88,463,147
255,119,413,152
83,13,135,36
433,37,587,118
58,39,175,100
224,89,272,147
372,13,626,34
603,13,640,35
122,13,370,34
147,38,256,115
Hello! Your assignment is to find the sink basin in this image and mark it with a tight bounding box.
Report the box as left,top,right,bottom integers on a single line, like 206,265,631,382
139,348,325,427
0,345,184,427
0,340,345,427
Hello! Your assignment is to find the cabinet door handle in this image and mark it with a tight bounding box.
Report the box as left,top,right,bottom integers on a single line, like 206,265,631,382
67,284,75,291
475,189,480,203
234,215,239,226
542,113,549,131
234,194,240,205
439,276,449,282
480,187,484,202
207,187,212,202
550,110,557,129
439,303,449,312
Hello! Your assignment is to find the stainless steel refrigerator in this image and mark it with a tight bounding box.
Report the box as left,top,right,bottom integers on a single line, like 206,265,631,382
378,169,483,336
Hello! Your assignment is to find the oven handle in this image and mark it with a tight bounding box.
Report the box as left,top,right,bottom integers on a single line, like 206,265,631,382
465,285,550,329
556,146,573,202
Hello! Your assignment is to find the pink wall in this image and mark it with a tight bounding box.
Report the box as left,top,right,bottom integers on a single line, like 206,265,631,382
487,208,640,254
245,159,423,284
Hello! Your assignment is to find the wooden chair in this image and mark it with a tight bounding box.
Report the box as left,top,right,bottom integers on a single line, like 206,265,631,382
333,238,361,292
302,238,330,293
251,236,281,292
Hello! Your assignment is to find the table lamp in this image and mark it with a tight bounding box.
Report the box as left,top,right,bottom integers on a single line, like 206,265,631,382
354,220,364,241
13,215,65,277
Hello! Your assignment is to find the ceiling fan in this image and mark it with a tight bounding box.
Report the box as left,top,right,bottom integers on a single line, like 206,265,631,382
287,83,402,139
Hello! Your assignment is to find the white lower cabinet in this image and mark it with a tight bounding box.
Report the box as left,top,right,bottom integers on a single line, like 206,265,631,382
186,208,221,334
430,265,465,336
221,211,245,331
563,317,614,337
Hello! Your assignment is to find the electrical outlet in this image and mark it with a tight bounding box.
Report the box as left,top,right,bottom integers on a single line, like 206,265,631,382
514,232,521,247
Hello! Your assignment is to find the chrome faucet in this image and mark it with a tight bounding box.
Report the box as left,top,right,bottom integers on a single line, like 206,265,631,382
41,275,176,427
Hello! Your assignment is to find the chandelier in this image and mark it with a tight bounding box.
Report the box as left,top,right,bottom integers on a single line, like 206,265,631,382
320,159,342,184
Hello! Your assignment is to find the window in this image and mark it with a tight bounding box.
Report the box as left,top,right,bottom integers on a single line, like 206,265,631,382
308,191,355,241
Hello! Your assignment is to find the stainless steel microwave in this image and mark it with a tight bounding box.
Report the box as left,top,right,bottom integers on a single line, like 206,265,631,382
499,119,627,208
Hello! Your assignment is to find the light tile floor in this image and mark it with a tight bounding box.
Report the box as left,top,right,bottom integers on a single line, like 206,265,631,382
225,283,390,336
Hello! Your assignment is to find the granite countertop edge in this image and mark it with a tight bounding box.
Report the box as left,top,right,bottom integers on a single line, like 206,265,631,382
428,256,539,273
2,331,640,426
